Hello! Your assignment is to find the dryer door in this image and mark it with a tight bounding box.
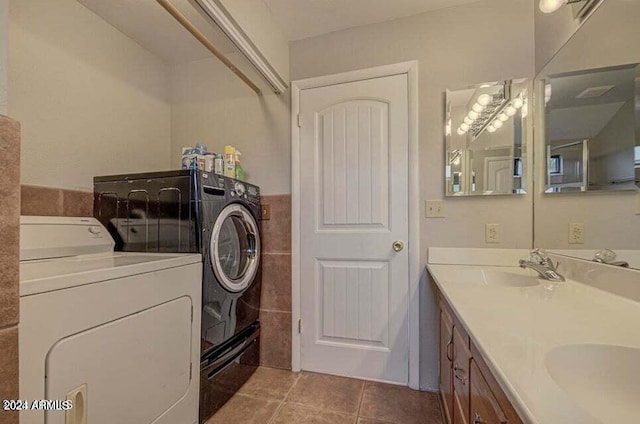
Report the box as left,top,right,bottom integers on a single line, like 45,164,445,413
210,204,260,293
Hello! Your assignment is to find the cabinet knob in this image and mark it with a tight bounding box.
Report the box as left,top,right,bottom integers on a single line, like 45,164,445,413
446,336,453,361
473,412,483,424
453,364,467,385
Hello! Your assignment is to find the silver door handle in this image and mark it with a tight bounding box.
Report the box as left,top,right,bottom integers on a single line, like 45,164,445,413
392,241,404,252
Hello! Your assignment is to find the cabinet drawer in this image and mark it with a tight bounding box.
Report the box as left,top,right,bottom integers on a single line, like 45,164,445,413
470,360,508,424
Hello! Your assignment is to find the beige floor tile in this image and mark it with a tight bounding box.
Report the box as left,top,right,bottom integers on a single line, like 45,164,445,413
205,393,280,424
285,372,364,414
238,367,300,400
271,403,356,424
358,382,443,424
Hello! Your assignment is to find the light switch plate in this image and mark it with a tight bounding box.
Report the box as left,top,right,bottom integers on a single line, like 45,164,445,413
568,222,585,244
426,200,445,218
485,224,499,243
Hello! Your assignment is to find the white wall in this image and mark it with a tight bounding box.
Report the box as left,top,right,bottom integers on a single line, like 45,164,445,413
218,0,290,84
169,52,290,195
0,0,7,116
290,0,535,390
9,0,171,191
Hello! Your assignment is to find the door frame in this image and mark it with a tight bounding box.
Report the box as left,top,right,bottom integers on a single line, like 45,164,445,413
291,61,420,388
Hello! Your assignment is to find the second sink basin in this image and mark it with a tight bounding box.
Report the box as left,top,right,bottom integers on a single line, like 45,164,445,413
545,344,640,423
438,268,540,287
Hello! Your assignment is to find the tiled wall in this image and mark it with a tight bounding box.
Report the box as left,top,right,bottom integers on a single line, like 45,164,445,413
259,194,292,369
20,185,93,216
0,115,21,424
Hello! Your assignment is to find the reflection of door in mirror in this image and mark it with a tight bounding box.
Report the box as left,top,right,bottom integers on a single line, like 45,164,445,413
484,156,513,193
543,64,639,192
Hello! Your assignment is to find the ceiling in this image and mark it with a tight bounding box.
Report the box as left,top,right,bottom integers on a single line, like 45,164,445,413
263,0,484,41
77,0,486,64
78,0,238,64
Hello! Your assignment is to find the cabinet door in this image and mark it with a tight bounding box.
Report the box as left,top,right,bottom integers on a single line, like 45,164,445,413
439,306,454,423
452,325,471,424
470,360,508,424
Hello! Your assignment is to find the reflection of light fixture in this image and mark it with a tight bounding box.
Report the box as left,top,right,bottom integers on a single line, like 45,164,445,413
456,128,466,135
513,97,524,109
468,110,479,120
493,120,503,129
464,117,473,125
460,123,470,131
498,112,508,122
545,84,552,105
449,149,462,166
539,0,585,14
487,124,496,133
505,105,517,116
472,103,484,113
477,94,492,106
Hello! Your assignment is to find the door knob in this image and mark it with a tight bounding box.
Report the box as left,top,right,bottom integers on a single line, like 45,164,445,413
392,241,404,252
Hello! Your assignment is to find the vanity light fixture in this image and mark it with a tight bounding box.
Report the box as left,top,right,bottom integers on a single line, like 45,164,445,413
455,83,527,138
539,0,585,14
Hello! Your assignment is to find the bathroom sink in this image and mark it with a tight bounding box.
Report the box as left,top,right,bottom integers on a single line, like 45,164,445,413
545,344,640,423
438,268,539,287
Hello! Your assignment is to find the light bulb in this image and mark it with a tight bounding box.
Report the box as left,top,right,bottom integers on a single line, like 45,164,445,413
539,0,566,14
513,97,524,109
457,128,466,135
477,94,492,106
463,117,473,125
487,124,496,133
505,105,517,116
498,113,509,122
468,110,479,120
493,120,503,129
472,103,484,113
460,122,470,131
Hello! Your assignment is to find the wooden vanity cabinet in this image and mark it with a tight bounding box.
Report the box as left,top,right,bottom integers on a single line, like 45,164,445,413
437,294,523,424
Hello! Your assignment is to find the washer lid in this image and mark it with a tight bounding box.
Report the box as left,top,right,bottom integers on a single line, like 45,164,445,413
20,216,115,261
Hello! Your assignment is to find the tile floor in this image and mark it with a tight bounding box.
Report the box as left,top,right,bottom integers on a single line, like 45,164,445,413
205,367,444,424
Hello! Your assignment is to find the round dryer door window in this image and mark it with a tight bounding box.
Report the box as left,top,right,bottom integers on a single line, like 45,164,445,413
210,204,260,293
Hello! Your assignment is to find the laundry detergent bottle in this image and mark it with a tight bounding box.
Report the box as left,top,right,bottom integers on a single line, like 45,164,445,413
224,145,236,178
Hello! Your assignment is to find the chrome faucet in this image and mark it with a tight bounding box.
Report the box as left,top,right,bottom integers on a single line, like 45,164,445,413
519,249,565,282
593,249,629,268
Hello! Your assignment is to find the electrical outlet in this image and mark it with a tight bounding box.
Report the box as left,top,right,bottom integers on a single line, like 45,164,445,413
568,222,585,244
425,200,445,218
485,223,499,243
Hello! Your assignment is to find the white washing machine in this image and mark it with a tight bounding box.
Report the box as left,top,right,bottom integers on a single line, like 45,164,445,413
19,216,203,424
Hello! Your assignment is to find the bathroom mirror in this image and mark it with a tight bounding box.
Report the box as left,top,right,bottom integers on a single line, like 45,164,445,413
445,79,528,196
543,64,640,193
534,0,640,268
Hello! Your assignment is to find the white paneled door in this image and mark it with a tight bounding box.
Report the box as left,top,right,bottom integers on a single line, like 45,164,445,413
299,74,409,383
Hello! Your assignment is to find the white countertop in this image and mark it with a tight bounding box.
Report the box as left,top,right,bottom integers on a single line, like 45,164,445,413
428,262,640,424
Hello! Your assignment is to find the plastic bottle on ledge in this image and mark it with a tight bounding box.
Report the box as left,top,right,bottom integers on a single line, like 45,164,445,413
224,145,236,178
235,150,244,181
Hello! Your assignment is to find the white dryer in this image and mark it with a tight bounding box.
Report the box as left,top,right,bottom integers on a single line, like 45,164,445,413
19,216,202,424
